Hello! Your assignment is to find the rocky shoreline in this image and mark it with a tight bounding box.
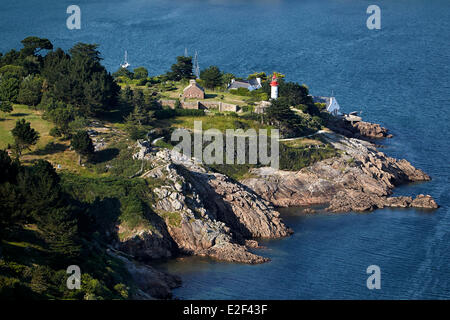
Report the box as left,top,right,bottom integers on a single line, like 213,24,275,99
243,131,437,212
120,149,291,265
112,118,437,299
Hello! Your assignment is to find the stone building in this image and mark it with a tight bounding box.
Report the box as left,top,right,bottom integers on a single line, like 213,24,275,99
182,79,205,99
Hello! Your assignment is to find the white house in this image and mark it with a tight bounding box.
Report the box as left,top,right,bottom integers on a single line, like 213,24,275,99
312,96,341,116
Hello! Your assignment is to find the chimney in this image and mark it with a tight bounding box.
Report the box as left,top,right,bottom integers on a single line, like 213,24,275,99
190,79,196,85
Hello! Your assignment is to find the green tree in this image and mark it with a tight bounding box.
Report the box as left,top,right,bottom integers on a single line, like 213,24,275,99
0,150,19,235
71,131,94,165
68,116,89,133
222,73,235,88
16,160,62,222
112,67,134,79
265,98,301,137
42,43,119,117
132,89,145,110
20,36,53,56
262,78,319,116
248,72,267,81
17,75,43,106
200,66,223,89
0,65,26,79
11,119,40,158
0,150,18,184
124,106,148,140
120,86,133,106
38,206,81,261
0,50,21,68
69,43,102,63
0,77,21,103
30,266,50,294
133,66,148,80
45,102,76,137
167,56,193,81
0,100,13,114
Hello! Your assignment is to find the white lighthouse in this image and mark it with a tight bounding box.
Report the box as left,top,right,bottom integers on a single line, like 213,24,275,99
270,74,279,100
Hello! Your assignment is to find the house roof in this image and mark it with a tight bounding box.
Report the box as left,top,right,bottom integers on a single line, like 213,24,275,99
228,80,251,90
228,79,261,90
183,80,204,92
248,79,261,87
311,95,341,114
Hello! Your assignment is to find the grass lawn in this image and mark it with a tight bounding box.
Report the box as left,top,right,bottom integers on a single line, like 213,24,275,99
0,104,131,178
161,115,273,132
282,137,324,148
155,81,251,105
0,104,53,150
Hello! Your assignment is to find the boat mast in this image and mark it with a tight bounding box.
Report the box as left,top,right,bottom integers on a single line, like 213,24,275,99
121,50,130,69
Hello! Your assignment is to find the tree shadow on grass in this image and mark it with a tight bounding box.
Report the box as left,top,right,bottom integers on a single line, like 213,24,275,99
10,113,30,117
205,93,218,99
1,226,50,265
94,147,120,164
30,142,67,156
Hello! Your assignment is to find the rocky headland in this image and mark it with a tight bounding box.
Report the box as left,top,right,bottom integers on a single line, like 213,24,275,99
112,119,437,299
242,130,437,213
118,148,291,267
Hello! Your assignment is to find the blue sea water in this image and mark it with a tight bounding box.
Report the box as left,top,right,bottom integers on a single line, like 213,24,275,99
1,0,449,299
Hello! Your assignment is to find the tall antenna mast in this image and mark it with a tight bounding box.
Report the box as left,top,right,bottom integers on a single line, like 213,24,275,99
184,48,188,57
194,51,200,78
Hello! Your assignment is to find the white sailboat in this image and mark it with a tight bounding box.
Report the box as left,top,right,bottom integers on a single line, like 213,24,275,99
120,50,130,69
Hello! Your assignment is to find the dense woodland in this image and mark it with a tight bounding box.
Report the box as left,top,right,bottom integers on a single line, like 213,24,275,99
0,37,335,299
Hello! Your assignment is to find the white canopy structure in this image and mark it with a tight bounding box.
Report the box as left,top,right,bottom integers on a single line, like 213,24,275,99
311,95,342,116
327,97,341,116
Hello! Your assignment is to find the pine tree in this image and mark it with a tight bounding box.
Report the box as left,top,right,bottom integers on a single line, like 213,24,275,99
38,206,81,261
30,266,50,294
0,100,13,115
17,75,43,106
200,66,223,89
71,131,94,165
265,98,301,137
167,56,193,80
15,160,62,223
11,119,40,159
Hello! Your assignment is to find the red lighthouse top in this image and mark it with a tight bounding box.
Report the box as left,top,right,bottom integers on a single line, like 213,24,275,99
270,74,278,87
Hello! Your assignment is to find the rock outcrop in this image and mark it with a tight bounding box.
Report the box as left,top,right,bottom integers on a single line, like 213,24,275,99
107,249,181,299
128,148,291,264
117,223,178,261
243,132,437,213
411,194,439,209
351,121,392,139
328,118,392,140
